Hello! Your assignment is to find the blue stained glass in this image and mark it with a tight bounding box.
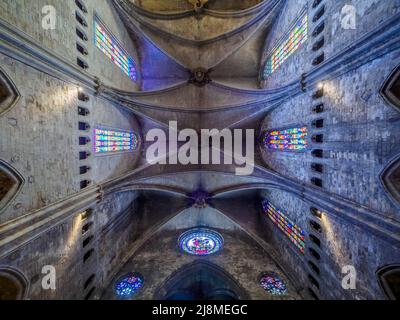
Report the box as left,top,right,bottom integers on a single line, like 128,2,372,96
264,126,308,152
260,274,288,295
95,19,138,81
262,200,306,253
115,273,144,298
179,228,224,256
94,128,139,154
263,12,308,78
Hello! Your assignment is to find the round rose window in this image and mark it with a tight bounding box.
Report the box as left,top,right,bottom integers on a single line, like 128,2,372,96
115,272,144,298
178,228,224,256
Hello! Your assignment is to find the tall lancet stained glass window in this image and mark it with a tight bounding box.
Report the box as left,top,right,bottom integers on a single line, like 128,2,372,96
94,18,137,81
263,12,308,78
264,126,308,151
262,200,305,253
94,128,139,154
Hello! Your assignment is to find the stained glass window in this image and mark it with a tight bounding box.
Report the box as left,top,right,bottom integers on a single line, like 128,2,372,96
94,128,139,154
179,228,223,256
115,273,144,298
262,200,305,253
263,12,308,78
260,273,288,295
264,126,308,151
94,18,137,81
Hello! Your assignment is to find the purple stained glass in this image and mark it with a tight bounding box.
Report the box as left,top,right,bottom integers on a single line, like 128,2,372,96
260,274,287,295
263,13,308,78
264,126,308,151
94,127,139,154
95,19,137,81
179,228,224,256
115,273,144,298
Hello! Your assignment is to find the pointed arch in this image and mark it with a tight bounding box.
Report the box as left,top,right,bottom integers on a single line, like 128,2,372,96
0,67,20,116
380,153,400,208
380,64,400,112
154,260,249,300
0,267,29,300
0,160,25,213
377,264,400,300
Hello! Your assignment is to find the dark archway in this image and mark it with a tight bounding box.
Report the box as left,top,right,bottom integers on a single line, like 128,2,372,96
0,160,24,213
377,264,400,300
154,261,249,300
380,153,400,208
0,67,20,116
381,64,400,112
0,267,29,300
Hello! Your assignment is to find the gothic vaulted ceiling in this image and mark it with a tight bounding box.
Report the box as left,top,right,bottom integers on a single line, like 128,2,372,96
1,0,400,302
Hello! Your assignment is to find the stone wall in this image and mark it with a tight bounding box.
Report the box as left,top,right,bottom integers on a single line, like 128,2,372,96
261,0,400,88
0,0,141,91
0,212,83,299
0,0,144,300
162,206,242,231
324,0,400,58
0,54,141,223
95,191,140,299
260,51,400,221
85,95,141,184
260,188,400,300
0,55,80,223
89,0,141,91
0,0,77,63
259,0,400,224
0,190,139,299
259,189,311,298
101,229,301,300
1,0,399,301
261,0,308,88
